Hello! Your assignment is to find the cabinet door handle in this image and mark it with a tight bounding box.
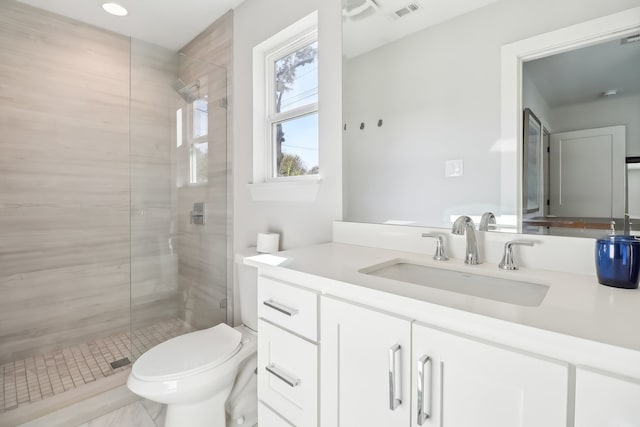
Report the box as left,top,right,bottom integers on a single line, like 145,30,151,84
263,299,299,317
417,355,431,425
265,363,301,387
388,344,402,410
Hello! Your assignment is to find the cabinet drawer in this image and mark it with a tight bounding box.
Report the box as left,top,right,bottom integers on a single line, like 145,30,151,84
258,276,318,341
258,401,293,427
258,319,317,427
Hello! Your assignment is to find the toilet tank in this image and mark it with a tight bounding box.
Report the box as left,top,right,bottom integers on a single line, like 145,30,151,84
237,261,258,331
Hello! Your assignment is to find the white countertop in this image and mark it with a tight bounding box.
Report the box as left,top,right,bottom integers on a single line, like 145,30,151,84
246,242,640,376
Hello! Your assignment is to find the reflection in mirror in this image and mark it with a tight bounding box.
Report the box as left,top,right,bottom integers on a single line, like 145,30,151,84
628,157,640,235
341,0,640,237
523,108,542,214
521,37,639,237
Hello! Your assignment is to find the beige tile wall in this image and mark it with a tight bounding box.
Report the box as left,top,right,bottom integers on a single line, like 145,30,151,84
0,2,200,363
176,12,234,330
129,41,182,331
0,2,131,364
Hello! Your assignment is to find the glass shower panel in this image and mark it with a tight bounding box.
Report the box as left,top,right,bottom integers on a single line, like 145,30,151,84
129,38,228,360
175,63,229,332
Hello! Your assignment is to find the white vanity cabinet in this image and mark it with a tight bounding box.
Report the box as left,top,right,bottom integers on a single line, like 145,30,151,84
257,277,319,427
574,367,640,427
320,296,412,427
412,322,568,427
319,297,569,427
248,239,640,427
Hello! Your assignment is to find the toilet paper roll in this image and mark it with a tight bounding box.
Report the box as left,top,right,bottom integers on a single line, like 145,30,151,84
256,232,280,253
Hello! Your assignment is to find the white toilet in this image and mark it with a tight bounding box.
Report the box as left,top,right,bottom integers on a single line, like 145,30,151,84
127,263,258,427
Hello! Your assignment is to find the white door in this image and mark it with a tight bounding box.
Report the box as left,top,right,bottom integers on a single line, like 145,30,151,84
320,296,411,427
411,322,568,427
575,367,640,427
549,126,625,217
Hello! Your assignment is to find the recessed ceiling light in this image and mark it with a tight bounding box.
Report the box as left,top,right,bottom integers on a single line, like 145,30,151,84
102,2,128,16
603,90,618,97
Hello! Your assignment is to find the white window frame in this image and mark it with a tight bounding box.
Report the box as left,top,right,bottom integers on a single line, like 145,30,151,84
250,11,322,202
265,31,319,181
188,96,209,185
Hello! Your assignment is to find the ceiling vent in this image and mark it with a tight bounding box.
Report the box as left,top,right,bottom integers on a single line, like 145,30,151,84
394,2,420,18
343,0,379,21
621,34,640,45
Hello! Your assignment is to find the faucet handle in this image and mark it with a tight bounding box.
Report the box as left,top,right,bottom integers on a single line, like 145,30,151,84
499,240,534,270
421,233,449,261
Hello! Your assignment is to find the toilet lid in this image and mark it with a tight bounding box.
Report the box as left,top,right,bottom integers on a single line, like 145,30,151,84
132,323,242,381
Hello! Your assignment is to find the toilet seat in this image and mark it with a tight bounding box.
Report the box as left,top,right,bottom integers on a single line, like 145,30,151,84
132,323,242,381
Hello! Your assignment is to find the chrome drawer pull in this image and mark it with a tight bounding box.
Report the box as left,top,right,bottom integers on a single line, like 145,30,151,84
417,355,431,425
388,344,402,410
263,299,299,317
265,364,301,387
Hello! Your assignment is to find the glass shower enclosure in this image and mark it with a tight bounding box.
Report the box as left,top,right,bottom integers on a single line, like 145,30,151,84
0,2,228,420
129,40,229,361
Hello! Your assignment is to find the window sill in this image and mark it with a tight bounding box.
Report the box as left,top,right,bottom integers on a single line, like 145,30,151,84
247,178,322,202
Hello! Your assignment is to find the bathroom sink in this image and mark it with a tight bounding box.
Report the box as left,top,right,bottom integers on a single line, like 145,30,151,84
359,259,549,307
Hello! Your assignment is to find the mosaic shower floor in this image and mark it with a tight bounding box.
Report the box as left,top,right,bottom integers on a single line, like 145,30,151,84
0,318,192,414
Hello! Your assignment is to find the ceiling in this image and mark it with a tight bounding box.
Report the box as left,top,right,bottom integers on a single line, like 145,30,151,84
343,0,499,58
524,36,640,108
17,0,245,51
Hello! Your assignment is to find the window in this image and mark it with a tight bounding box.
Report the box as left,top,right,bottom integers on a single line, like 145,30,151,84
189,97,208,184
264,17,319,179
250,12,321,201
174,77,209,187
176,85,208,186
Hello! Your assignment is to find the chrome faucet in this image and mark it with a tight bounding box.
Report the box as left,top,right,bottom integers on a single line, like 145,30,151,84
451,216,481,265
479,212,496,231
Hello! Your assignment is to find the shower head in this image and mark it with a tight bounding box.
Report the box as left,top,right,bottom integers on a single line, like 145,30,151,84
173,78,200,103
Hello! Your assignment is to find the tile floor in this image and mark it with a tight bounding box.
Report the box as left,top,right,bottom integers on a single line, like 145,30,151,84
1,318,192,415
75,399,166,427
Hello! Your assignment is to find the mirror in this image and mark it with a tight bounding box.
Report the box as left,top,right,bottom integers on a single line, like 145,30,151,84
342,0,640,236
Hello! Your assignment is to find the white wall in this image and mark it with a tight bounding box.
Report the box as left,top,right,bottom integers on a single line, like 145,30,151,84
233,0,342,251
522,74,554,132
342,0,640,227
233,0,342,322
550,94,640,156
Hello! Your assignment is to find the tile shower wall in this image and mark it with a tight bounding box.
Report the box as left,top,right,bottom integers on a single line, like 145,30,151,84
0,2,187,364
0,2,131,364
130,41,181,337
175,12,233,330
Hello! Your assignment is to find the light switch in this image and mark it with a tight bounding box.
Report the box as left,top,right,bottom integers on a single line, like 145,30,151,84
445,159,464,177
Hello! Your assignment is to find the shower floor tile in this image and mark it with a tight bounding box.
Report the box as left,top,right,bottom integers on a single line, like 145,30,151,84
1,318,192,414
